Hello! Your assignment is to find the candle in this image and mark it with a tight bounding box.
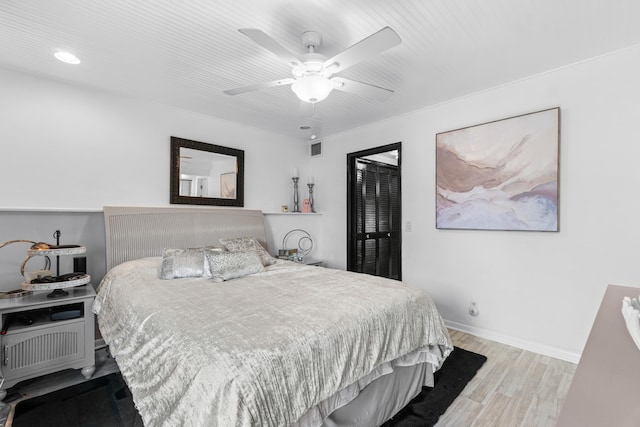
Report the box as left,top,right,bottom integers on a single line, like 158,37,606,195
308,175,314,184
293,168,299,178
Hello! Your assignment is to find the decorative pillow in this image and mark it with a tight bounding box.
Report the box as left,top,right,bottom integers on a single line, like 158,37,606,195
201,246,228,276
159,248,207,279
205,251,265,282
201,245,227,253
219,237,276,266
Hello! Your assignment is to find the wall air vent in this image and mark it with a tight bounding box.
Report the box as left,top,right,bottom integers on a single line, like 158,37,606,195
310,141,322,157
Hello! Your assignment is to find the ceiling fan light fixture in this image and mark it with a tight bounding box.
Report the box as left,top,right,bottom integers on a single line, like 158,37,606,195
54,50,81,65
291,75,333,103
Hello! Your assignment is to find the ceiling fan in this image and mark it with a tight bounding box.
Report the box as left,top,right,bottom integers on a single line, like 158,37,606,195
224,27,401,104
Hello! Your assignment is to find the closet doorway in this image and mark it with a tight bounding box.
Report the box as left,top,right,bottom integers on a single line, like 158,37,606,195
347,142,401,280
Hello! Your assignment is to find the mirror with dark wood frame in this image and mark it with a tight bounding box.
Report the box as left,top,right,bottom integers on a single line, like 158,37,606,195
170,136,244,207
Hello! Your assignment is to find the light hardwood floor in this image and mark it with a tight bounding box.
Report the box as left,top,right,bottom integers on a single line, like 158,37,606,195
435,330,577,427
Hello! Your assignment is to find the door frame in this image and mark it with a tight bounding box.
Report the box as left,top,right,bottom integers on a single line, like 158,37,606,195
346,142,402,279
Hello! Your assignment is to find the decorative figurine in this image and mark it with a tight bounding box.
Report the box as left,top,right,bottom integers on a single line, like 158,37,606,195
302,199,312,213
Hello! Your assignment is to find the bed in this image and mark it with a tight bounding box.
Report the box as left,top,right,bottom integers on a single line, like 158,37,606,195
94,206,453,426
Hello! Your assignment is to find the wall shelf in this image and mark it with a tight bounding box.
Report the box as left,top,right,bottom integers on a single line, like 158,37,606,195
264,212,322,216
0,208,103,213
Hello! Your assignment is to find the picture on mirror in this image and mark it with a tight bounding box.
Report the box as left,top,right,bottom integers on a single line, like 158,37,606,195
220,172,237,199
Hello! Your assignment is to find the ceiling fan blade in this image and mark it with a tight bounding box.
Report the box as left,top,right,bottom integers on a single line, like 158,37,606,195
224,78,294,96
324,27,401,74
238,29,303,68
332,77,395,102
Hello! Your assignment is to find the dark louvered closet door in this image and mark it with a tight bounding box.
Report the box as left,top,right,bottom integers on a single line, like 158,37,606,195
354,160,400,279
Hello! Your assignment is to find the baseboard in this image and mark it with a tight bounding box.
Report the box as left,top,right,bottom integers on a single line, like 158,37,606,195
445,320,581,364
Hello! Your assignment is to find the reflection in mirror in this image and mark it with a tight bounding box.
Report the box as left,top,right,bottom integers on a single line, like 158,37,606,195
170,137,244,207
178,148,237,199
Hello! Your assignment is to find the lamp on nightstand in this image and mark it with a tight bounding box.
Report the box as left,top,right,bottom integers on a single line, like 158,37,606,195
280,229,314,261
0,230,90,299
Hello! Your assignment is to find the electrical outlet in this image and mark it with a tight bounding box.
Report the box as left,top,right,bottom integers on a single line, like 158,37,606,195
405,220,413,232
469,301,479,317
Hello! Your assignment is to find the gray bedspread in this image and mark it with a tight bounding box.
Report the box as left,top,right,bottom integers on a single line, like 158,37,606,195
94,258,452,427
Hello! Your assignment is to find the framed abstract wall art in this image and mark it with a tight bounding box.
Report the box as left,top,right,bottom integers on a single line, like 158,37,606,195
436,107,560,231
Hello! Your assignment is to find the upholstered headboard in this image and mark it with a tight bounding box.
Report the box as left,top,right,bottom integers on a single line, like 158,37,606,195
103,206,268,271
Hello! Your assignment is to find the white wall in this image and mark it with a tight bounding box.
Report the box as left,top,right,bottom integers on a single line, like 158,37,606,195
0,67,306,212
312,45,640,361
0,68,320,288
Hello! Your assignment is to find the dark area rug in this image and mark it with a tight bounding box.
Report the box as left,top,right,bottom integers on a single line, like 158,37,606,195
11,346,485,427
12,373,143,427
383,346,487,427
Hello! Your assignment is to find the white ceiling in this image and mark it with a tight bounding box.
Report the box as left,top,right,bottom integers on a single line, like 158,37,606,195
2,0,640,141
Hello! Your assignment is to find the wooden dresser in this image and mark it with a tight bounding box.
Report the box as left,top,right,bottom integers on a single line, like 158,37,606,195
557,284,640,427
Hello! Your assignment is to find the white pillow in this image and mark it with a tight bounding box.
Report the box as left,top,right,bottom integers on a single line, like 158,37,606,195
206,251,265,282
219,237,276,266
159,246,229,279
159,248,206,279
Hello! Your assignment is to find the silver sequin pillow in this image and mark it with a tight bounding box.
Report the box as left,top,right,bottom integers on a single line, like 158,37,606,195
206,250,265,282
159,248,207,279
219,237,276,266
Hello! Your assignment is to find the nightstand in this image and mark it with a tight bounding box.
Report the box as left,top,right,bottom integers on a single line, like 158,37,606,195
296,258,323,266
0,286,95,400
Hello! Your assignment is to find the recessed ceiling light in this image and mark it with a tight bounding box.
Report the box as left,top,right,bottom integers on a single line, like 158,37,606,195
54,50,81,65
